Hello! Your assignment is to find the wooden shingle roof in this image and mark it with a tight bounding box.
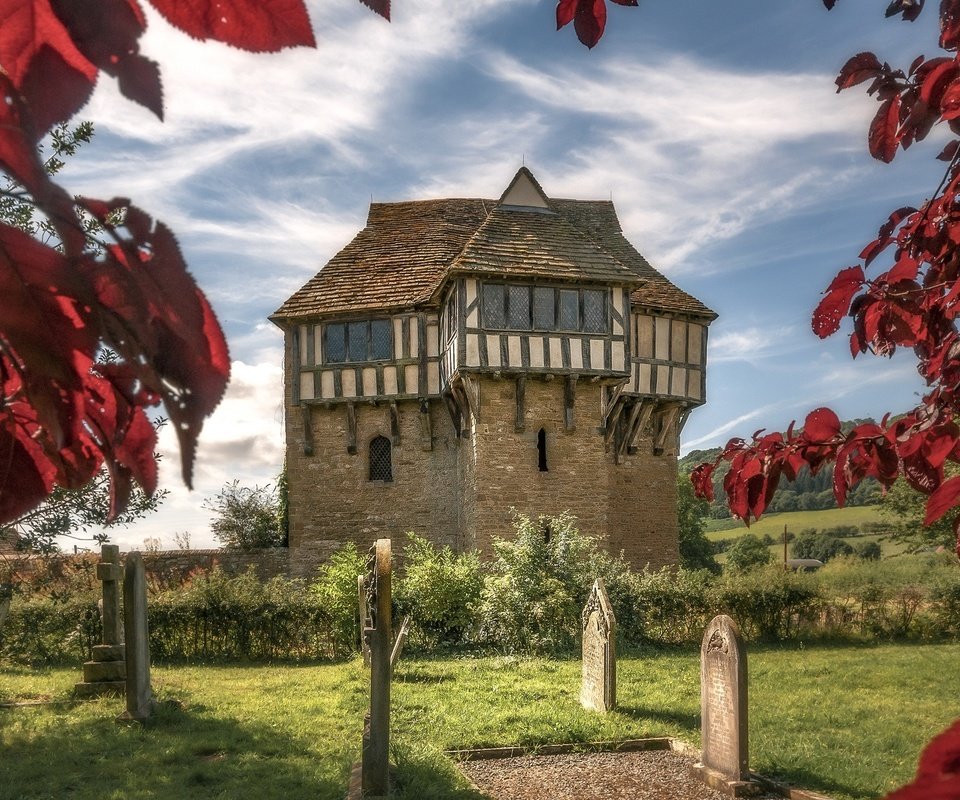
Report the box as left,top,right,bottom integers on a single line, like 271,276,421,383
272,170,714,322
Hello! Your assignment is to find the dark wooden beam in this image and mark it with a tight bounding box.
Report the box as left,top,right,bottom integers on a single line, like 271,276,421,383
345,402,357,454
419,399,433,451
515,375,526,432
627,399,655,454
564,374,577,431
389,401,401,447
300,404,314,456
442,391,462,438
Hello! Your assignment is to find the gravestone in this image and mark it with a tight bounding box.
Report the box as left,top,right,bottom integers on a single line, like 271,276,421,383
359,573,371,667
580,578,616,712
691,615,759,796
75,545,126,697
118,552,153,722
360,539,392,797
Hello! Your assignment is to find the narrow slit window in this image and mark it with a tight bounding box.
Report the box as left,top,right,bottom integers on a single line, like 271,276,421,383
369,436,393,482
537,428,548,472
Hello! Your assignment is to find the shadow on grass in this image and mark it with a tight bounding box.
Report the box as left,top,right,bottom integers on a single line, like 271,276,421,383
391,746,487,800
614,703,700,734
760,762,870,800
2,697,349,800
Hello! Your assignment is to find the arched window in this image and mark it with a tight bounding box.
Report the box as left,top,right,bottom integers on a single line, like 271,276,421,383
369,436,393,482
537,428,548,472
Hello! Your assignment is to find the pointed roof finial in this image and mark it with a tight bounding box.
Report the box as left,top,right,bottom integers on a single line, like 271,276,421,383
498,166,551,210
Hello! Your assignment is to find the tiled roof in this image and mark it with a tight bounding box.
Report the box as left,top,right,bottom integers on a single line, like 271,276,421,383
272,199,491,320
272,175,714,322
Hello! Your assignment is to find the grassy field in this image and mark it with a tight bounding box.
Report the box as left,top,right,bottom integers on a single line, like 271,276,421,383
1,644,957,800
705,506,887,539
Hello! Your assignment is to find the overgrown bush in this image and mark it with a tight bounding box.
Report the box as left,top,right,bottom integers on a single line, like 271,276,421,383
310,543,366,655
714,566,819,640
477,512,597,653
0,597,98,665
395,534,483,648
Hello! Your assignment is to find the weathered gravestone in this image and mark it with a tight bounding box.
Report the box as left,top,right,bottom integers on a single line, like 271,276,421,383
580,578,616,712
691,615,760,796
75,545,126,697
118,551,153,723
360,539,392,797
359,573,371,667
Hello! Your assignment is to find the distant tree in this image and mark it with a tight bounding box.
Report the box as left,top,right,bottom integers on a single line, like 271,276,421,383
725,534,772,573
676,475,720,573
204,481,285,551
792,532,854,563
881,474,957,552
854,541,882,561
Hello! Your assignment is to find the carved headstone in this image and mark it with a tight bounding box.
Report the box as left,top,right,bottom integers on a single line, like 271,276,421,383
361,539,392,797
118,552,153,722
580,578,616,712
359,573,371,667
692,615,758,796
75,545,126,697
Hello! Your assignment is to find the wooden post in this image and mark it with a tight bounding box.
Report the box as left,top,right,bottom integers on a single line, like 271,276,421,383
361,539,392,797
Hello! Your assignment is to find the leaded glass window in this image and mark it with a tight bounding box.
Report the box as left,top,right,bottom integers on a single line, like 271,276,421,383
582,289,607,333
325,323,346,363
508,285,531,329
369,436,392,482
533,287,555,329
483,283,506,328
370,320,392,360
559,289,579,330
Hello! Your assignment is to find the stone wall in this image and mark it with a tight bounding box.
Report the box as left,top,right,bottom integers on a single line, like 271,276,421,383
2,548,290,585
284,363,682,572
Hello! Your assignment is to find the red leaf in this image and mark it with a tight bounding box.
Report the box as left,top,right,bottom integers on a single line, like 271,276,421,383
941,79,960,120
146,0,316,52
358,0,390,20
924,475,960,524
574,0,606,49
557,0,577,28
50,0,164,119
937,139,960,160
690,463,715,502
803,408,842,442
942,0,960,50
0,0,97,132
812,265,864,337
836,52,883,91
869,95,902,162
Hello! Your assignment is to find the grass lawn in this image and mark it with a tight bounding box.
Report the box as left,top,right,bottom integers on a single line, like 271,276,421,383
1,643,956,800
705,506,886,539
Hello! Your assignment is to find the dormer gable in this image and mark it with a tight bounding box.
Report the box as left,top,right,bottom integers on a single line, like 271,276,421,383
498,167,553,212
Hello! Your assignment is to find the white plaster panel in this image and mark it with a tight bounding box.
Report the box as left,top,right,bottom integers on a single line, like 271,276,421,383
671,367,686,397
671,320,687,362
299,325,308,365
590,339,605,370
466,279,479,327
638,363,652,394
299,371,314,400
410,322,419,358
549,337,563,367
312,326,322,366
570,342,583,369
384,366,398,395
508,335,521,366
656,365,670,394
636,315,654,358
688,323,703,365
404,364,419,392
362,367,377,397
428,363,440,395
427,322,439,357
320,371,335,399
466,333,480,366
486,335,501,368
529,337,545,368
393,317,404,359
612,341,625,371
341,369,357,398
689,369,702,401
655,317,670,360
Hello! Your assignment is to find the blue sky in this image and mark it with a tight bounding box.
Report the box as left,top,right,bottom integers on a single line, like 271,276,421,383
56,0,950,549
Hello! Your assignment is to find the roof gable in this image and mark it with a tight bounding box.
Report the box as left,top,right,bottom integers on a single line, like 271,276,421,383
498,167,552,210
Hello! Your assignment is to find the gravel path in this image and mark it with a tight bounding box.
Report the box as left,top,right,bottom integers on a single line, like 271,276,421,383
459,750,780,800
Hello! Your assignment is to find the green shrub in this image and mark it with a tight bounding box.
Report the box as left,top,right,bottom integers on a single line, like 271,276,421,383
714,566,820,640
477,512,597,653
725,534,773,573
311,543,366,656
395,533,483,647
0,597,98,665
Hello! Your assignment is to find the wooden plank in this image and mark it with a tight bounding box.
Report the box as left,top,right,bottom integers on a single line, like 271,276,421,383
628,399,655,452
418,314,428,398
300,404,314,456
564,374,577,431
345,402,357,454
618,400,644,458
390,401,401,447
419,399,433,451
450,382,472,437
654,403,682,454
442,391,462,438
461,375,480,422
515,375,526,432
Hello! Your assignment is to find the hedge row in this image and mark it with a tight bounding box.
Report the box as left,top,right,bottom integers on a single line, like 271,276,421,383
3,515,960,665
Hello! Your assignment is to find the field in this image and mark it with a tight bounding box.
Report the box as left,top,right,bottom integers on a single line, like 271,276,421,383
1,643,956,800
705,506,887,539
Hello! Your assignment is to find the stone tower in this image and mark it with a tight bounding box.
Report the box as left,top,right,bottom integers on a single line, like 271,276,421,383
271,169,715,577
